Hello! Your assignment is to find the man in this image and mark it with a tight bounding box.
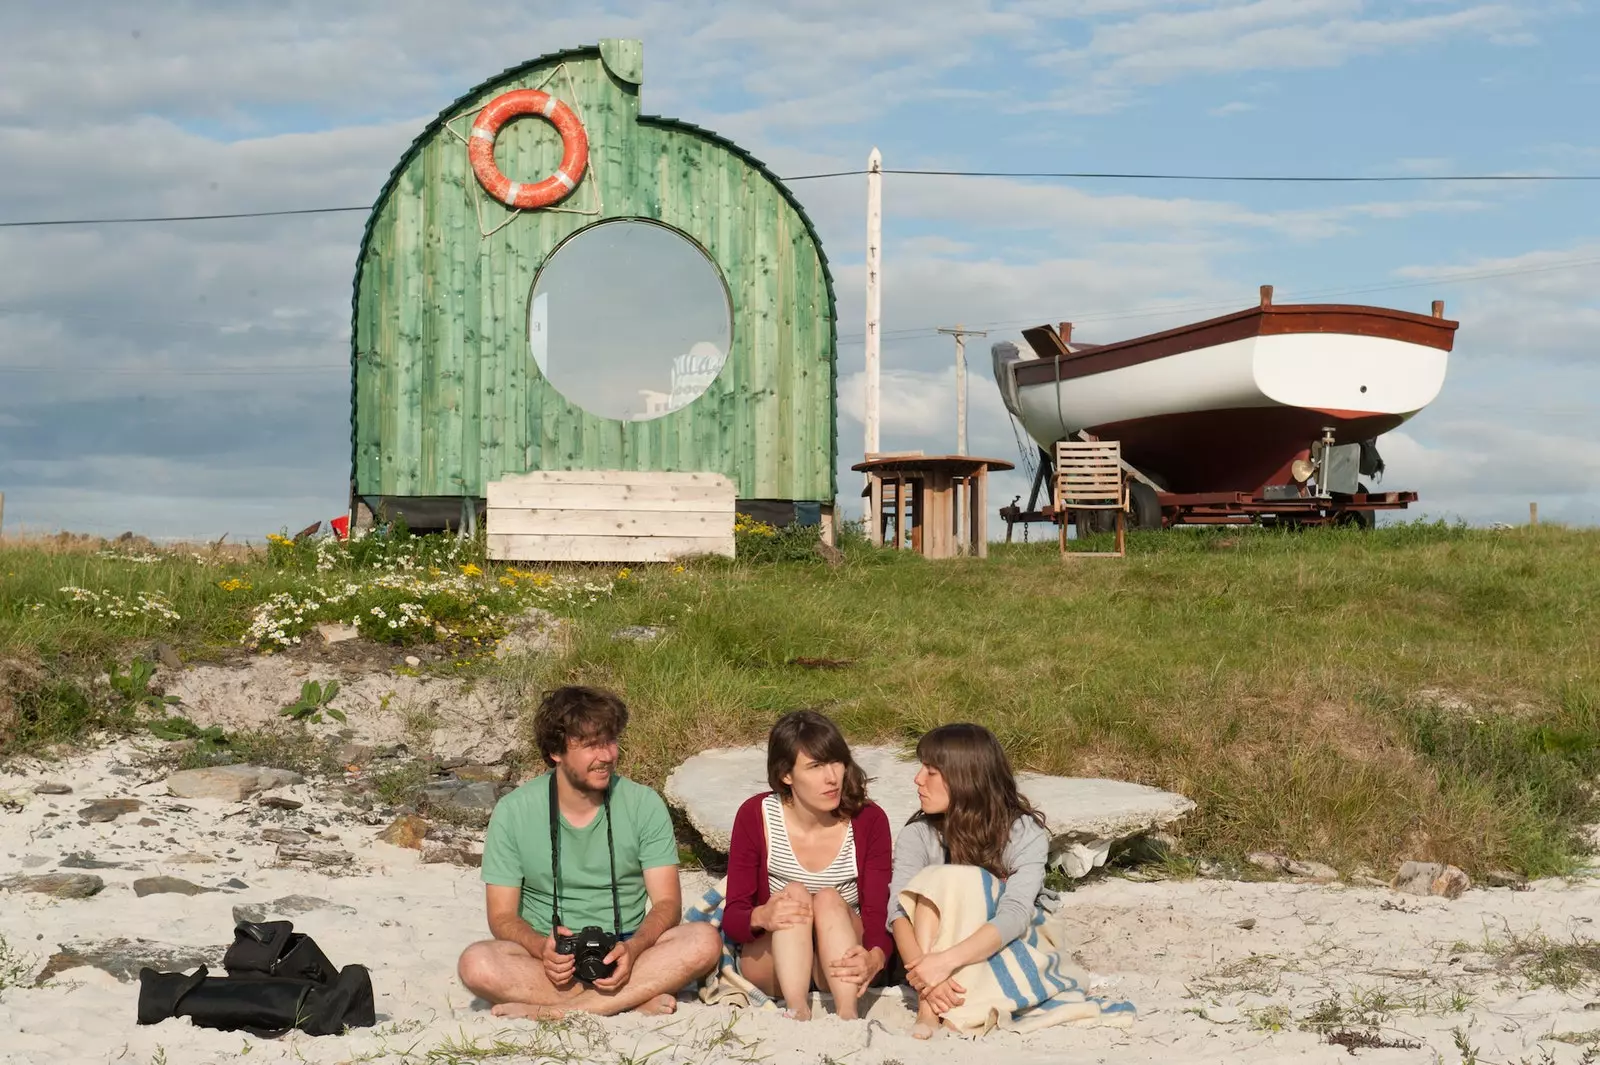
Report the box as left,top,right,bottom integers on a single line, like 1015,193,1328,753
457,686,720,1018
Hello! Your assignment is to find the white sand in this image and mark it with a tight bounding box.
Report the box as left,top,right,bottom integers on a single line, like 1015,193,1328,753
3,740,1597,1065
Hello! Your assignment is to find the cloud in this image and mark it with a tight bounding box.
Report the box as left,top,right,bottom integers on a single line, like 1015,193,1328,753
1209,101,1257,117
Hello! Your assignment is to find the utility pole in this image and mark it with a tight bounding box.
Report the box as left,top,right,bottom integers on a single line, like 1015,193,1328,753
864,149,882,463
938,323,987,455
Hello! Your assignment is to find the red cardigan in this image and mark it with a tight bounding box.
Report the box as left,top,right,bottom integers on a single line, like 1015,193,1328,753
721,792,894,959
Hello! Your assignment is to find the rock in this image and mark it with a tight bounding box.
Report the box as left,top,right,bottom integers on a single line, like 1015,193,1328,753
316,622,360,645
79,798,144,823
1235,918,1257,930
404,655,422,668
167,852,217,864
1392,861,1471,899
378,814,430,849
137,817,159,827
1484,869,1528,889
167,765,304,802
37,939,223,984
332,743,376,767
261,828,310,845
259,795,304,811
0,789,33,810
155,643,183,671
1285,859,1341,882
276,844,353,867
421,841,481,867
612,626,663,643
1246,852,1290,874
222,879,248,890
231,895,357,925
452,764,510,784
495,608,565,660
664,746,1195,866
33,782,73,795
3,873,105,899
59,853,126,870
420,780,501,813
133,876,214,897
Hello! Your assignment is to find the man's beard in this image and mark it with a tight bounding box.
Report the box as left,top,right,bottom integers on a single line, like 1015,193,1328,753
560,759,613,798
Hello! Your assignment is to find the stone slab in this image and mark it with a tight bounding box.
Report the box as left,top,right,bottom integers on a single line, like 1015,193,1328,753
663,745,1195,876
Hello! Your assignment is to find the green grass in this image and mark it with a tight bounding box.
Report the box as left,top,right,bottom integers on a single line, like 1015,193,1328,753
4,520,1599,877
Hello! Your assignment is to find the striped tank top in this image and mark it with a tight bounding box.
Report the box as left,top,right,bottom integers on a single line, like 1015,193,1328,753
762,793,859,907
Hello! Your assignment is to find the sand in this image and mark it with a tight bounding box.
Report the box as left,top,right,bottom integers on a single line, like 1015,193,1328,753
2,740,1597,1065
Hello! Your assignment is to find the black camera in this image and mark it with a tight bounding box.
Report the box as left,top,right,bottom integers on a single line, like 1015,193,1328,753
554,926,618,984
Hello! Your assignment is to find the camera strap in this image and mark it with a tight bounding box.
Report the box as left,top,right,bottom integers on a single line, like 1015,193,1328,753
547,771,622,935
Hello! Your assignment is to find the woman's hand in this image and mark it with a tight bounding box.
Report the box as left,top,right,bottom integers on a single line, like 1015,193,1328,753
755,884,812,932
923,977,966,1017
827,946,884,988
906,949,958,994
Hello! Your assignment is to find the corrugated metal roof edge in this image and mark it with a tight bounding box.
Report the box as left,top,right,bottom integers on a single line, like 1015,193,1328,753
348,45,841,506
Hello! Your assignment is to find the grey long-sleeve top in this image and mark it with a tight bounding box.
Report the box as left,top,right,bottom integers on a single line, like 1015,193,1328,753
886,815,1049,948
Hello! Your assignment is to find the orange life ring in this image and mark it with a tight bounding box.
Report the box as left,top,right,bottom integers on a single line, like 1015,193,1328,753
467,89,588,210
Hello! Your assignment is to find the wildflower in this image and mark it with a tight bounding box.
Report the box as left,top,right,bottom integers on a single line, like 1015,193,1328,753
672,564,685,574
460,563,483,577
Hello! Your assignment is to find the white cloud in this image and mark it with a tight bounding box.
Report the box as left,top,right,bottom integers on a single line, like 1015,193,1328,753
1208,101,1257,116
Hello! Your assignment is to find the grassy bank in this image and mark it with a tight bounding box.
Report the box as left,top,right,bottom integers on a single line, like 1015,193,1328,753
3,521,1597,879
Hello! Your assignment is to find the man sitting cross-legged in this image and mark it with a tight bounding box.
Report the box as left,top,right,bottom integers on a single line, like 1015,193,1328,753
457,686,720,1019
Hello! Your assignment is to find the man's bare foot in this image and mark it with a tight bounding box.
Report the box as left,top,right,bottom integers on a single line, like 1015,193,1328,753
637,993,677,1016
491,1002,567,1021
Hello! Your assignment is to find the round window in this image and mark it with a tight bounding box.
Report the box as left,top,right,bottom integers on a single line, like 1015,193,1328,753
528,220,732,421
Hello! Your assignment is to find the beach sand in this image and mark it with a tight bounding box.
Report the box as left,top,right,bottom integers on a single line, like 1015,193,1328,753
2,740,1596,1065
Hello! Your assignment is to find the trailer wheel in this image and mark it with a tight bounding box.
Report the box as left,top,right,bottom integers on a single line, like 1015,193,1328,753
1129,480,1162,530
1334,483,1375,530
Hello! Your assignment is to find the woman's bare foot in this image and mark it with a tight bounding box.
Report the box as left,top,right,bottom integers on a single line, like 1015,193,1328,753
637,993,677,1016
491,1002,567,1021
783,1005,813,1021
911,1021,939,1040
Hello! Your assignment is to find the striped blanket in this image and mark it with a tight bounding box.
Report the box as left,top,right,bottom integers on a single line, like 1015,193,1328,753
899,864,1137,1035
683,877,781,1012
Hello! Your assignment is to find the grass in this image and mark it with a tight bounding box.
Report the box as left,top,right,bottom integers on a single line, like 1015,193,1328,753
1459,928,1600,991
3,519,1600,877
0,933,35,997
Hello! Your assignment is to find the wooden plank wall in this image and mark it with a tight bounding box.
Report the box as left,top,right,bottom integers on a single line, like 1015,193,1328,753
486,470,736,563
353,43,836,507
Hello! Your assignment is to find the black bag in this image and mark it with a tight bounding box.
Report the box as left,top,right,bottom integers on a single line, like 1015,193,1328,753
137,964,375,1036
223,920,338,984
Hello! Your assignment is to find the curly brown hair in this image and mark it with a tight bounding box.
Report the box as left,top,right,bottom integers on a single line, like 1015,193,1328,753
533,686,629,767
914,723,1044,878
766,709,869,819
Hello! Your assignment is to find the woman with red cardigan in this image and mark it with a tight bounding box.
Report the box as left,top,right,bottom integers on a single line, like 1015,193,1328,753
721,710,894,1020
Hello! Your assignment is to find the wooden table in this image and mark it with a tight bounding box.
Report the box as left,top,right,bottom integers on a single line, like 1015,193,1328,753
851,455,1014,559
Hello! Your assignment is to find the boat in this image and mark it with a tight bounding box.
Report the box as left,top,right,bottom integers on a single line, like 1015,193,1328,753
991,286,1457,503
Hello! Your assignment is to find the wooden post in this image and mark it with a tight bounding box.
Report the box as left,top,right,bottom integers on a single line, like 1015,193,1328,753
1530,501,1539,526
868,472,884,546
939,324,988,456
895,477,908,549
864,149,882,468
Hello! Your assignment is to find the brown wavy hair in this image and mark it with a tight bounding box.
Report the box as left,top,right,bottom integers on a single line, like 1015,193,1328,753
914,723,1044,878
767,710,869,819
533,686,629,767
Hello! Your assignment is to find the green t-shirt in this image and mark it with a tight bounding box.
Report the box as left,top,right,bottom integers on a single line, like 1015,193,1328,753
480,774,677,935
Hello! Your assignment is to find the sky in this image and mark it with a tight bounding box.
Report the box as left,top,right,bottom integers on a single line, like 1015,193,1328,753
0,0,1596,541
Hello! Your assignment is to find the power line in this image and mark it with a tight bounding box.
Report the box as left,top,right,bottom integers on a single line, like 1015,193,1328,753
3,168,1598,228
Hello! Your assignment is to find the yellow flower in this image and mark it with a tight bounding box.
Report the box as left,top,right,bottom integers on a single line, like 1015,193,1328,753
266,533,292,545
216,578,251,592
617,568,631,580
498,576,518,588
460,563,483,577
672,564,685,574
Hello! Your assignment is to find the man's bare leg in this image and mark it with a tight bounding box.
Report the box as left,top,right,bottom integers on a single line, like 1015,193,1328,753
458,940,586,1016
483,923,721,1019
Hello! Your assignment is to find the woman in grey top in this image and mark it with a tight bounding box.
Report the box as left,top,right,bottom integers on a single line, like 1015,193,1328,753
888,723,1049,1039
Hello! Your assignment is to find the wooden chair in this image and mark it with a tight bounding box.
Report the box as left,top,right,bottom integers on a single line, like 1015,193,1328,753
1054,440,1128,558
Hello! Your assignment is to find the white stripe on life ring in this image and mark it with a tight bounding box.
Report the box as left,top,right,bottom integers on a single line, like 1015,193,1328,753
504,182,522,205
555,170,575,190
541,96,557,117
471,126,494,141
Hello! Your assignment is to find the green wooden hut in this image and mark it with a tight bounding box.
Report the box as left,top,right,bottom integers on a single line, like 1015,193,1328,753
350,39,837,533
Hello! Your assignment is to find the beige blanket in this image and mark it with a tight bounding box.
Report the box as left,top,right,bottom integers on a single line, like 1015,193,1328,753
898,864,1136,1035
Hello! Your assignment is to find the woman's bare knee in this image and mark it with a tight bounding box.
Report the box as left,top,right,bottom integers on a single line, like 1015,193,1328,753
811,887,848,916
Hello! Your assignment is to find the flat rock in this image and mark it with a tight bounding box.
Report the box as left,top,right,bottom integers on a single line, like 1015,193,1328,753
664,746,1195,873
167,852,217,864
332,742,377,766
167,765,304,801
4,873,105,899
1393,861,1471,899
79,798,144,823
452,764,510,784
316,622,360,645
155,642,183,670
611,625,663,643
276,844,352,867
378,814,430,849
259,795,304,811
420,779,501,812
495,608,565,660
33,782,73,795
421,840,481,867
37,938,224,984
261,828,310,845
133,876,214,897
232,895,357,924
59,852,127,870
1286,859,1341,882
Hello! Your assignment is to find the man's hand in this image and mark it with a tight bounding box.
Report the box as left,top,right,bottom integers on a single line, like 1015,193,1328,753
923,977,966,1017
541,927,576,990
827,946,884,988
906,949,958,995
590,938,636,993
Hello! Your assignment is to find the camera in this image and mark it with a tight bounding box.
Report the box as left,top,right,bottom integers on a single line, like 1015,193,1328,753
554,926,618,983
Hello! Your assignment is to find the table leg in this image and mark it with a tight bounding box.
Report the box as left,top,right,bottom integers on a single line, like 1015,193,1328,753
869,474,884,547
